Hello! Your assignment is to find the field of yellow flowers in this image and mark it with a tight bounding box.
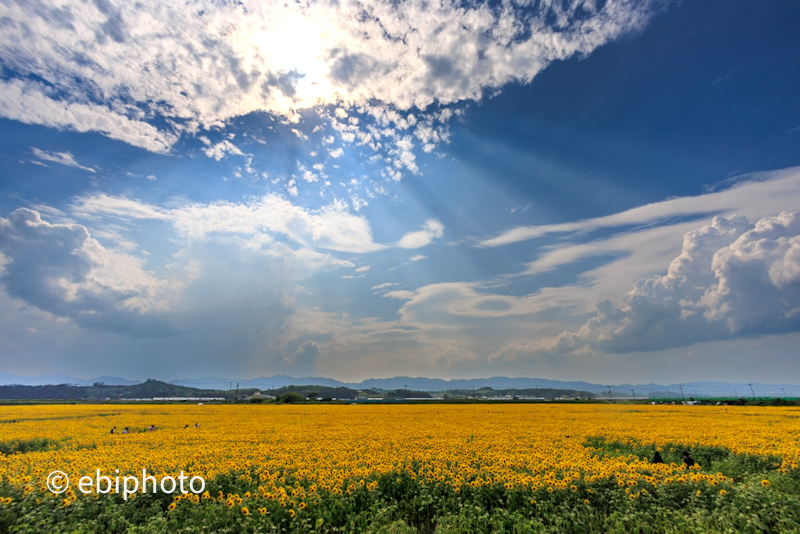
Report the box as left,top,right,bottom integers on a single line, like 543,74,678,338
1,403,799,533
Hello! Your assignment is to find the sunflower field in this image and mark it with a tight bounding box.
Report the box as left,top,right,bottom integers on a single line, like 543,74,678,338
1,403,799,533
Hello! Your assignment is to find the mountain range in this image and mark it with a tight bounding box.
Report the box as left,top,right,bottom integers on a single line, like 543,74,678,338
1,373,797,398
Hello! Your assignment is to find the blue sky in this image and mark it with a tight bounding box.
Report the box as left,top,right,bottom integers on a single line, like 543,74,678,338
0,0,799,384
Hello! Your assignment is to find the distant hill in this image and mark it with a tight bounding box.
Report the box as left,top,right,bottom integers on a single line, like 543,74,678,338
0,379,231,401
0,373,136,387
2,373,799,398
172,375,348,390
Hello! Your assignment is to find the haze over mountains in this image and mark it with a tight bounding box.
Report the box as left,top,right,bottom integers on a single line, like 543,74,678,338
1,373,797,398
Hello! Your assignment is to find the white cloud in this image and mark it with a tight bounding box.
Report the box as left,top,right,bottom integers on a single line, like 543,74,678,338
0,0,664,162
0,208,186,335
329,147,344,158
490,212,800,361
479,167,800,248
355,266,370,273
0,80,176,153
202,140,244,161
371,282,398,291
71,193,452,255
31,147,95,172
397,219,444,248
71,193,388,254
286,178,298,197
410,254,426,261
384,290,416,300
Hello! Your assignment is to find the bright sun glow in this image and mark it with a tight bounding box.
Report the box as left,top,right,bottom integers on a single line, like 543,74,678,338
244,10,339,113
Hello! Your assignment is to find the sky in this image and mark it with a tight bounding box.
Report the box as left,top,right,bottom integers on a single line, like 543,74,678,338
0,0,799,385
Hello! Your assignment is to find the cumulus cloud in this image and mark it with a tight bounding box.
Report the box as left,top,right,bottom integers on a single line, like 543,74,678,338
202,140,245,161
490,212,800,361
397,219,444,248
0,208,183,335
31,147,95,172
0,0,664,163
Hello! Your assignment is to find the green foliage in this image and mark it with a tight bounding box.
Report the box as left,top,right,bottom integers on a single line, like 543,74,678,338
275,392,305,404
0,437,60,456
583,436,781,480
2,468,799,533
1,438,798,533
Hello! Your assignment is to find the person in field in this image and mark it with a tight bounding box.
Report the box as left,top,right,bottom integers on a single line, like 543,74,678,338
683,451,695,467
652,451,664,464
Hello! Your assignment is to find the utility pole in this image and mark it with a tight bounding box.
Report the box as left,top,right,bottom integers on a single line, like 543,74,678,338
678,385,685,401
235,382,239,402
472,385,475,399
97,383,104,401
782,388,786,398
606,386,612,400
631,389,636,401
748,383,755,400
229,383,232,403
